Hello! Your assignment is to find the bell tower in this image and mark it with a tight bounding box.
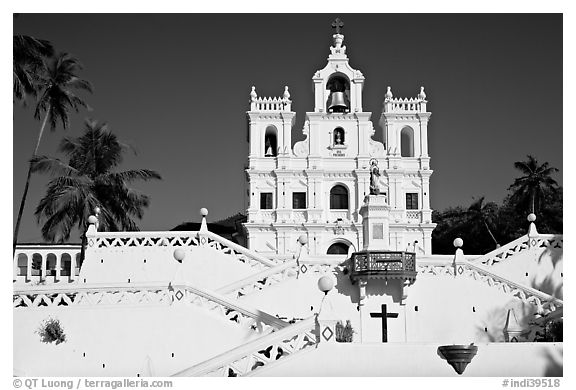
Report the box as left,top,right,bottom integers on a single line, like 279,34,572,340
312,18,365,114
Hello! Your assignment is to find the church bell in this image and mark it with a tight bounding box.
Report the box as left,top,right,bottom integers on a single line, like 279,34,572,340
328,91,348,113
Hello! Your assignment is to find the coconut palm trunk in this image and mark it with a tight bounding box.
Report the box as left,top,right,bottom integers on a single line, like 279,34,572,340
483,219,499,248
13,106,50,255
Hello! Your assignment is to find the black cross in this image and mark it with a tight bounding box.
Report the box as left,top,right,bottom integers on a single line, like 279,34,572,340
370,304,399,342
331,18,344,34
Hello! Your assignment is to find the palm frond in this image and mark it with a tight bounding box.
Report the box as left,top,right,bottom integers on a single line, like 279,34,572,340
30,156,79,176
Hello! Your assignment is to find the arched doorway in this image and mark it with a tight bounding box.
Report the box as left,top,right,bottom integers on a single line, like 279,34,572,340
327,242,350,255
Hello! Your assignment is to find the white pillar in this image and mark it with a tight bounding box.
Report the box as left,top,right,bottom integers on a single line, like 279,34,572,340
55,253,62,282
70,253,76,281
40,254,47,282
26,253,32,282
13,253,19,282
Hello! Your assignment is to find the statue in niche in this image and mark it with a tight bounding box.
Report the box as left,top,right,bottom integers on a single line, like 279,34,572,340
265,139,273,157
369,158,381,195
334,128,344,145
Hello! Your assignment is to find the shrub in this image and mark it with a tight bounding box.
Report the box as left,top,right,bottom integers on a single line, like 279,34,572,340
335,320,354,342
37,317,66,344
533,317,563,342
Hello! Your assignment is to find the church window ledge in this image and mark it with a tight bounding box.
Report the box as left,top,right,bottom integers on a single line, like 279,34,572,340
329,209,350,221
328,144,348,150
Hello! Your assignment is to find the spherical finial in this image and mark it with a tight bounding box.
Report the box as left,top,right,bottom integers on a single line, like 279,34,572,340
200,208,208,217
94,206,101,215
250,86,257,102
527,213,536,222
283,86,290,100
173,248,186,262
418,86,426,100
453,238,463,248
297,235,308,245
385,86,393,99
318,275,334,294
88,215,98,225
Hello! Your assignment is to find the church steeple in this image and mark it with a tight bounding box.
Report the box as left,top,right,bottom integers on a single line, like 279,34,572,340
312,18,365,113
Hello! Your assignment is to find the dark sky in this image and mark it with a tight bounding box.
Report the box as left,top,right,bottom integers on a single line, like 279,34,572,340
13,14,563,243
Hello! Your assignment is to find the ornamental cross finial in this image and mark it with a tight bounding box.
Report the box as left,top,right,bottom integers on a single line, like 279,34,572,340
331,18,344,34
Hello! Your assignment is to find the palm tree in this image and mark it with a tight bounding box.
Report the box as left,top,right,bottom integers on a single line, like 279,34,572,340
509,155,559,215
467,196,499,248
13,53,92,253
30,118,162,242
13,35,54,104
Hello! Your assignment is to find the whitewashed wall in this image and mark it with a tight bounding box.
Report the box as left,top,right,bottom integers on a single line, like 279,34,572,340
256,342,563,377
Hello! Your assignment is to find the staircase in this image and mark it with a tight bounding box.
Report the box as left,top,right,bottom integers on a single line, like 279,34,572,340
13,281,288,335
173,315,318,377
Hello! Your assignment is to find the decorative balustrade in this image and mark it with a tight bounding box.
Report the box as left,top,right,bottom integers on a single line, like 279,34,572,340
217,260,299,298
350,251,417,282
13,281,288,335
469,234,562,267
173,316,317,377
251,210,276,223
329,210,349,221
13,244,82,283
217,260,336,299
87,230,276,270
406,210,421,221
464,263,562,314
417,262,563,315
250,97,291,112
383,97,426,113
292,210,307,223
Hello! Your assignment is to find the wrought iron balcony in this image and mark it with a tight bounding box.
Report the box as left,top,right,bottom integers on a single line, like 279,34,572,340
349,250,417,282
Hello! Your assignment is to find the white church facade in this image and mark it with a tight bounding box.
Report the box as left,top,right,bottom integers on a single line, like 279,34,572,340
244,22,436,257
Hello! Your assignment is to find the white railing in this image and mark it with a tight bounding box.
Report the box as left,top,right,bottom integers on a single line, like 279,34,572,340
204,232,279,267
249,210,276,223
13,281,288,334
217,260,336,299
406,210,421,221
13,244,82,283
87,230,277,270
383,97,426,113
418,261,563,314
292,210,307,223
173,316,317,377
465,262,562,314
250,97,291,112
217,260,299,298
469,234,562,267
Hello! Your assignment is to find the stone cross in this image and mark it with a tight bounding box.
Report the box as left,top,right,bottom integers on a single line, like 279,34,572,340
370,304,399,342
331,18,344,34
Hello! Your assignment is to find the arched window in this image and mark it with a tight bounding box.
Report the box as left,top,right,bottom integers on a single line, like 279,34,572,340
400,126,414,157
327,242,349,255
264,126,278,157
61,253,72,276
17,254,28,276
333,127,345,145
330,185,349,209
46,253,57,276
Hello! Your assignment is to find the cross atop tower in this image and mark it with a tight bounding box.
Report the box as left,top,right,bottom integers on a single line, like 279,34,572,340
331,18,344,34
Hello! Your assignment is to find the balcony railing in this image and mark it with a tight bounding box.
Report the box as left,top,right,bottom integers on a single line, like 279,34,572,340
349,250,417,282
